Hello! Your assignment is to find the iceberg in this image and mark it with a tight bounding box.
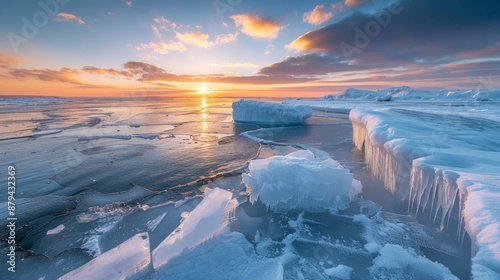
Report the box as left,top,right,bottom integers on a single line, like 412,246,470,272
232,100,312,126
152,187,239,269
242,150,362,212
59,232,151,280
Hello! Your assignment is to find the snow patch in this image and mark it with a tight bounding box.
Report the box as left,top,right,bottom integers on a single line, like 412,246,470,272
46,224,65,235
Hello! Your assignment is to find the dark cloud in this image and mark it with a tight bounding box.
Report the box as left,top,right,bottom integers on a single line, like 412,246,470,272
92,61,316,84
266,0,499,82
259,53,366,76
288,0,500,62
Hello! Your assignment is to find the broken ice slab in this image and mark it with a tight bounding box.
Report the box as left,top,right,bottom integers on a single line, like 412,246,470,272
58,232,151,280
152,187,239,269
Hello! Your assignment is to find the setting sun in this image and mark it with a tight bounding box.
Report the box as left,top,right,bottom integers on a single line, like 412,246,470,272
198,83,209,95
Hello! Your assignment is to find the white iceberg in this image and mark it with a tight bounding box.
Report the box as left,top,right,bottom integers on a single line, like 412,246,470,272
232,100,312,126
242,150,362,212
152,187,239,269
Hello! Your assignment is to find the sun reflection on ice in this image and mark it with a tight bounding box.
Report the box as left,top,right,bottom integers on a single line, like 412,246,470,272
201,97,208,133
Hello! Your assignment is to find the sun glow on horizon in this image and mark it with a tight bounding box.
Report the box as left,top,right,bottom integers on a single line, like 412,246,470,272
199,83,209,95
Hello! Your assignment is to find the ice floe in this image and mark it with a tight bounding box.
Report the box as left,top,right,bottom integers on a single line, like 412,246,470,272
232,99,312,126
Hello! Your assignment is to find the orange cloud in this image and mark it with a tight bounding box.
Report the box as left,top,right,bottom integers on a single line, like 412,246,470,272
175,32,211,48
345,0,369,7
0,53,19,68
286,34,318,52
303,5,333,25
231,14,282,39
54,13,86,25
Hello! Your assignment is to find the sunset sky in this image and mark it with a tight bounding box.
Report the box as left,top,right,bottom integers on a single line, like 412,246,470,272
0,0,499,97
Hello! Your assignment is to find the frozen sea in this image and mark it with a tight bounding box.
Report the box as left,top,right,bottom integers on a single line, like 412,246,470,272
1,94,492,279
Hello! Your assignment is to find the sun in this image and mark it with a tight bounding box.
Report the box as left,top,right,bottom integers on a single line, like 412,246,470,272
198,83,209,95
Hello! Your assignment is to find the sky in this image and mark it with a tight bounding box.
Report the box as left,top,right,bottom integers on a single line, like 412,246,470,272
0,0,499,97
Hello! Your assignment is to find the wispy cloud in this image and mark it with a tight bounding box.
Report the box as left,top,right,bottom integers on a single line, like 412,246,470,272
125,0,132,7
136,41,187,54
303,5,333,25
331,2,344,11
54,13,86,25
0,53,19,68
82,66,120,76
137,17,238,54
210,62,258,68
175,31,238,48
8,67,83,84
153,16,176,31
231,14,283,39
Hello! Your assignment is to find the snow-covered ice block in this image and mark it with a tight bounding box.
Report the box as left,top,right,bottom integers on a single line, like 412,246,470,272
232,99,312,126
59,232,151,280
152,188,239,269
349,107,500,278
242,150,362,212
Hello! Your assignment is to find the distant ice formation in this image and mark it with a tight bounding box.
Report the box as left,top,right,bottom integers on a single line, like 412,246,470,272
232,99,312,126
325,86,500,102
242,150,362,212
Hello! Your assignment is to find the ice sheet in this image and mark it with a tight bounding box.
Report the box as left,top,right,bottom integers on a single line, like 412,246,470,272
369,244,458,279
